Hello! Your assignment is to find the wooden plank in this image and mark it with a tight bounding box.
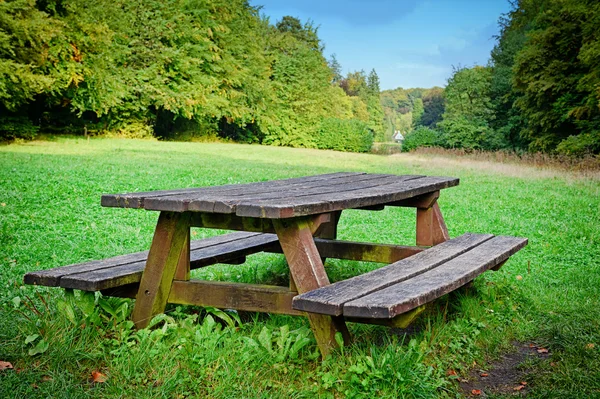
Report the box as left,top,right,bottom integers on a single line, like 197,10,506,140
24,231,265,288
416,206,434,246
175,228,191,280
58,233,280,291
168,280,302,316
145,174,420,213
132,212,190,328
102,172,364,209
346,305,426,328
266,239,425,264
389,191,439,208
343,236,528,318
190,213,276,232
235,176,459,219
273,217,350,357
291,233,494,316
432,202,449,244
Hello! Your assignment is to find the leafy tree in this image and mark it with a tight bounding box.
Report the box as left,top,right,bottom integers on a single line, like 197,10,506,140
411,98,424,128
511,0,600,154
420,87,445,128
275,16,321,52
439,66,506,150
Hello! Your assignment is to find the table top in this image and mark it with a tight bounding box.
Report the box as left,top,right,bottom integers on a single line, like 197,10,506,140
101,172,459,219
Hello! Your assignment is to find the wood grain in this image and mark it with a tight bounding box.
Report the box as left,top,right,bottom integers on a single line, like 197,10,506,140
101,172,363,209
274,217,350,357
291,233,494,316
168,280,302,315
132,211,190,328
343,236,528,318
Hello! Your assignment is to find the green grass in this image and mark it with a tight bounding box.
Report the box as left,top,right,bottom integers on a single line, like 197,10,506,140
1,137,599,398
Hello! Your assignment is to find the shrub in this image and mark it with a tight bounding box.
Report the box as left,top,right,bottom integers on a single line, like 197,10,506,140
555,133,600,156
402,126,440,151
0,116,39,141
315,118,373,153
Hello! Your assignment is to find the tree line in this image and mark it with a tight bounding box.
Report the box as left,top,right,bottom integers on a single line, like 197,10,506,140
400,0,600,156
0,0,383,152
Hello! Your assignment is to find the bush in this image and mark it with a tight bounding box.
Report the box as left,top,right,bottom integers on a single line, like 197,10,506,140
0,116,39,141
315,118,373,153
402,127,440,151
555,133,600,156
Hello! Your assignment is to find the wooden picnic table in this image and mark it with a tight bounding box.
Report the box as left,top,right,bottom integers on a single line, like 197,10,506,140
100,172,461,355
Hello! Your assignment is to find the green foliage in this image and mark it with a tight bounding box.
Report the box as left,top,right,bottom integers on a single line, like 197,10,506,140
315,117,373,152
0,0,382,152
402,126,440,151
488,0,600,154
439,66,507,150
411,97,424,128
420,87,445,128
0,115,40,140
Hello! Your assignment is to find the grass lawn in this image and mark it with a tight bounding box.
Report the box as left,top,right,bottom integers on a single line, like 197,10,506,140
1,138,599,398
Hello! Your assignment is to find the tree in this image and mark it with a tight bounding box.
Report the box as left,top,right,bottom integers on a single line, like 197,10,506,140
367,69,380,95
439,66,505,150
420,87,445,128
328,54,343,85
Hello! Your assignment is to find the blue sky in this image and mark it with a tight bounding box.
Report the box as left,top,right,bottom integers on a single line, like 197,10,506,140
250,0,512,90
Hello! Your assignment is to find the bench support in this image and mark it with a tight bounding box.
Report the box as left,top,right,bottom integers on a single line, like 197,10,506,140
273,217,350,357
416,201,449,246
132,211,190,329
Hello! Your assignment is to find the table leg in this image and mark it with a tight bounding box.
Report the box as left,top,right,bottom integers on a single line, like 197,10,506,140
315,210,342,265
273,217,350,357
416,201,449,246
132,211,190,329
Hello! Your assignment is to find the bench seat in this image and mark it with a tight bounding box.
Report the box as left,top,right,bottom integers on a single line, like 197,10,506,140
24,232,279,291
292,233,527,319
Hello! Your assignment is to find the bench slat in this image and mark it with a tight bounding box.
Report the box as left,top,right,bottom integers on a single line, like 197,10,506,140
343,236,528,318
58,233,279,291
292,233,494,316
24,232,276,288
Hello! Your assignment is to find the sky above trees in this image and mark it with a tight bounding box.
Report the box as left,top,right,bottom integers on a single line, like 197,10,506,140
252,0,512,89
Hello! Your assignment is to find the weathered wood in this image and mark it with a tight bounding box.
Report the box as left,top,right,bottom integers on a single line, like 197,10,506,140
235,176,459,219
56,233,279,291
175,228,191,281
101,172,364,209
148,174,413,214
346,305,426,328
343,236,528,318
389,191,440,209
416,206,434,246
101,174,458,220
24,231,267,288
266,239,425,264
190,213,276,232
168,280,302,315
273,217,350,357
432,202,449,244
292,233,495,316
132,211,190,328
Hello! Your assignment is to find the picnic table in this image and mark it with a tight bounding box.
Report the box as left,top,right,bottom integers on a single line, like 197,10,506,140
26,172,527,356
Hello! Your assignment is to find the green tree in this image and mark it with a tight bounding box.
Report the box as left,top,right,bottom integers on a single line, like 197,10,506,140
439,66,505,150
420,87,445,128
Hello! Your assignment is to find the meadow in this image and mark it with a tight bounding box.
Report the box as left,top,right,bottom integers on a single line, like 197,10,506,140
1,138,599,398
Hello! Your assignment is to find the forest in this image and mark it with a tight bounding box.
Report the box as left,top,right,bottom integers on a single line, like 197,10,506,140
1,0,599,155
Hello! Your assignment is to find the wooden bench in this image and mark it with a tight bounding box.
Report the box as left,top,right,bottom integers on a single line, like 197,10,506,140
24,232,279,292
292,233,527,319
